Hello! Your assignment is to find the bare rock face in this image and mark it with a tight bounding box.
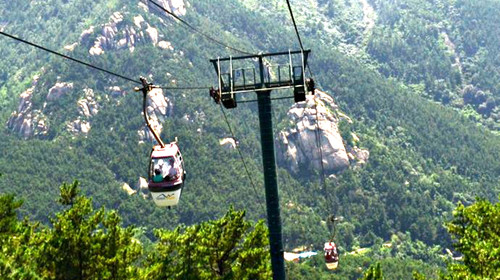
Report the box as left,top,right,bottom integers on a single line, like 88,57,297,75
46,82,74,101
7,75,113,139
137,177,150,200
7,77,49,139
69,88,100,135
77,88,99,118
277,90,368,176
67,119,91,134
144,0,186,16
138,88,173,143
122,183,137,196
83,11,168,55
220,137,237,149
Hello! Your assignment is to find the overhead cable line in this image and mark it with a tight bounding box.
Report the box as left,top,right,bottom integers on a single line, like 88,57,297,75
283,1,328,181
285,0,305,51
284,1,322,88
314,100,328,192
0,30,141,85
283,2,338,231
0,31,209,90
146,0,254,55
219,104,266,215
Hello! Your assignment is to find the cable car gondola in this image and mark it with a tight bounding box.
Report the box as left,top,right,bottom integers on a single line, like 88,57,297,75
136,77,186,208
324,241,339,270
148,141,186,207
324,215,342,270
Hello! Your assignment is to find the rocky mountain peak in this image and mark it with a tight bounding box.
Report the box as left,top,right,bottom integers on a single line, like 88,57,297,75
7,78,49,139
77,8,177,56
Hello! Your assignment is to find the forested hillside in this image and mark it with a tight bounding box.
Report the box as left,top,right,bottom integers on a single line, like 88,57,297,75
1,0,500,278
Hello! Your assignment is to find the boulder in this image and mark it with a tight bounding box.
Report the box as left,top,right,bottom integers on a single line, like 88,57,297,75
168,0,186,16
137,177,150,199
108,86,124,98
220,137,238,149
110,11,123,24
147,0,186,16
47,82,74,101
64,42,78,51
67,119,91,135
133,15,145,28
158,40,174,50
77,88,99,118
277,90,367,176
89,45,104,56
122,183,137,196
79,26,94,42
146,26,159,45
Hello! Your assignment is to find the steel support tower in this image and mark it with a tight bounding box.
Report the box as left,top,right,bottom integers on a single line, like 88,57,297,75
210,50,312,280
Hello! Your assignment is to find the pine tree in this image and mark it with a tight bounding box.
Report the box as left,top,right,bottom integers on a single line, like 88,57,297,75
443,198,500,279
142,207,271,279
36,181,142,279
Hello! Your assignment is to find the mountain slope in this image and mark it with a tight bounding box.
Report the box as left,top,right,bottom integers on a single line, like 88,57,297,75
1,0,500,277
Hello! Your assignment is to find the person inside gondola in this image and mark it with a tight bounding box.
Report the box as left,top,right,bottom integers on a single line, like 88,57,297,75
324,242,338,263
153,159,165,183
166,157,178,180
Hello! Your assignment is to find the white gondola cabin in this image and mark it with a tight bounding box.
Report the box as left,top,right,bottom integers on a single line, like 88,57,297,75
148,142,185,207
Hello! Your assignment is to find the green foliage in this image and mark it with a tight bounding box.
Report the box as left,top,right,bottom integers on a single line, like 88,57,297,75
362,262,383,280
364,0,500,127
2,0,500,278
0,193,22,237
142,207,271,279
338,119,355,147
443,198,500,279
36,180,142,279
0,184,271,279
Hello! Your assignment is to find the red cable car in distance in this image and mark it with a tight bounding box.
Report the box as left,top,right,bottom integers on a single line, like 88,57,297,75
324,215,342,270
324,241,339,270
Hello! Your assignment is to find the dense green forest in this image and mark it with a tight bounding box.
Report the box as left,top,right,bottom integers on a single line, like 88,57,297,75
3,182,500,279
1,0,500,278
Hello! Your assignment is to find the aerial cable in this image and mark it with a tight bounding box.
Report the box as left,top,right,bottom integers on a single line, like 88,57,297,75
283,0,340,244
283,0,334,216
219,103,266,215
0,30,141,85
313,98,327,188
284,0,323,88
284,0,323,90
285,0,305,51
0,30,210,90
314,96,340,241
146,0,254,55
